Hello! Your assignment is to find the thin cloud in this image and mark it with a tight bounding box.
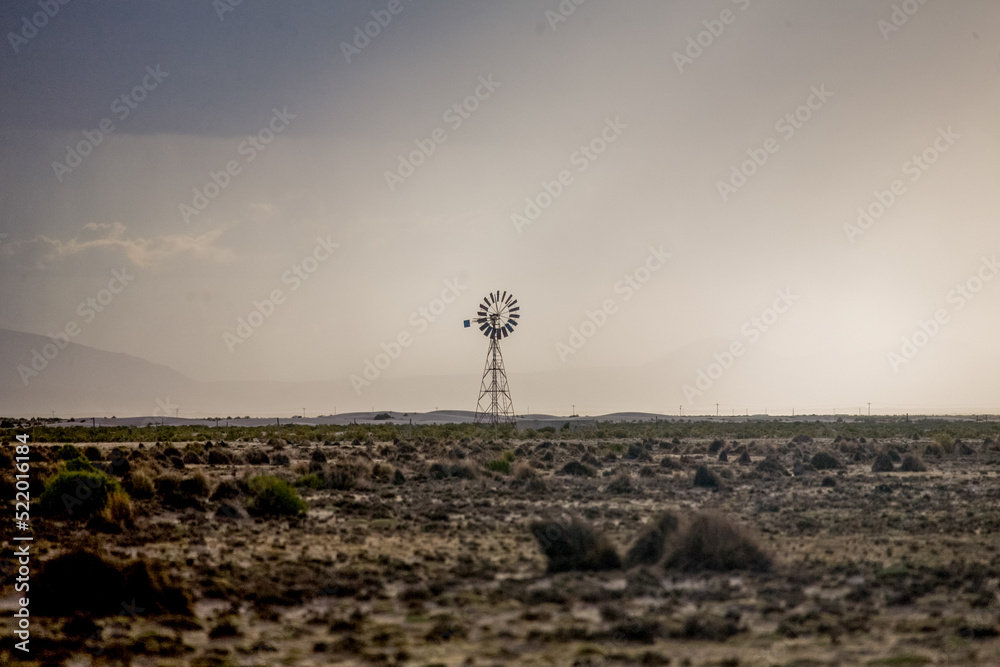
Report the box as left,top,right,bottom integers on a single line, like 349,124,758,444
0,223,235,269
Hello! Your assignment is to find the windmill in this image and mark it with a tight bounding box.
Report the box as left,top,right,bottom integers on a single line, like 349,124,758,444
464,290,519,426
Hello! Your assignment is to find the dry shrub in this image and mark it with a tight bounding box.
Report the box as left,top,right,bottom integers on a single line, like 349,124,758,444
513,462,537,480
207,449,231,465
872,453,895,473
624,511,679,568
245,448,270,465
810,451,842,470
755,456,789,477
102,489,134,527
428,460,478,480
180,472,211,498
34,550,191,617
126,466,156,500
370,462,395,483
665,512,771,573
932,433,955,454
211,477,241,501
530,515,621,573
326,460,370,490
660,456,682,470
558,460,596,477
899,454,927,472
606,472,634,494
693,465,720,488
923,442,945,458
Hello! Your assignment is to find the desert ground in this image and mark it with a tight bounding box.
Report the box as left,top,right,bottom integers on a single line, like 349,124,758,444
4,418,1000,666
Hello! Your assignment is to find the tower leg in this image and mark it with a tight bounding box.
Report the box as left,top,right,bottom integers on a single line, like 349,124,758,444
475,338,515,426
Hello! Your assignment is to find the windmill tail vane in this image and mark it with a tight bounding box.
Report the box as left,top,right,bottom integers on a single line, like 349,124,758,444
465,290,518,426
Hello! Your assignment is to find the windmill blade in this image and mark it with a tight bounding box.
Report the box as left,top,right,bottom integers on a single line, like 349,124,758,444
501,328,508,338
507,299,517,308
508,312,520,319
508,307,519,314
479,322,489,332
501,290,507,303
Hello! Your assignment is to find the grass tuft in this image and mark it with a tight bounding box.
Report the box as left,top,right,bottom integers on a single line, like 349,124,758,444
247,475,307,517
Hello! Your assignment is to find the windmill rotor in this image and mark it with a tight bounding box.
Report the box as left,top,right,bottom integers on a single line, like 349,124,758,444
474,290,519,340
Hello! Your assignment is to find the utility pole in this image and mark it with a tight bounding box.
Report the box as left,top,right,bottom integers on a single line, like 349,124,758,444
572,404,575,417
716,403,719,417
868,402,871,417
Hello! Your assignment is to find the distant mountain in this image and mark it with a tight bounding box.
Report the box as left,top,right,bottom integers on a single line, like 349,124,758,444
0,328,197,416
2,328,998,418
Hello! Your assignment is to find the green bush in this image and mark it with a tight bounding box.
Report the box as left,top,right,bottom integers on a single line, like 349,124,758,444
932,433,955,454
486,459,511,475
39,465,125,519
64,457,98,472
247,475,307,517
295,473,325,489
55,444,84,461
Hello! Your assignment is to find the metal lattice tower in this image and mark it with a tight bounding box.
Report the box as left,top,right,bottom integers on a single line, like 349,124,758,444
464,291,519,427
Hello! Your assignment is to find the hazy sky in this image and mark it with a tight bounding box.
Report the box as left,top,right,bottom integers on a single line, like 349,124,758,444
2,0,999,415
